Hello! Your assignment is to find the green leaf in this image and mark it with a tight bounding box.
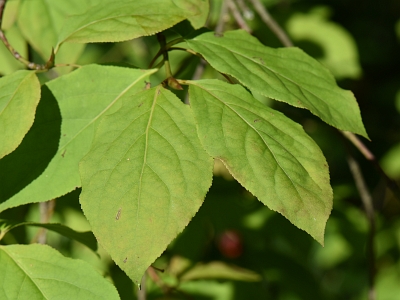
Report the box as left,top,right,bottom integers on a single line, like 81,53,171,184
0,244,119,300
79,86,213,286
17,0,91,66
57,0,208,47
180,261,261,282
0,65,156,213
184,30,368,138
0,70,40,159
0,220,97,252
187,79,332,244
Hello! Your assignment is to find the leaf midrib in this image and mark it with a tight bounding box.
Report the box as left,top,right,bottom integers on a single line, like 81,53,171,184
135,86,159,229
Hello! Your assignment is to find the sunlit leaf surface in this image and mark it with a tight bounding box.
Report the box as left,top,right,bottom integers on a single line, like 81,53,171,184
79,86,213,285
0,65,155,213
0,71,40,159
187,79,332,244
0,244,119,300
185,30,368,138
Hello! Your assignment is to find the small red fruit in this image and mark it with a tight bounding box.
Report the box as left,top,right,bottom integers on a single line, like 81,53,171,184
217,230,243,258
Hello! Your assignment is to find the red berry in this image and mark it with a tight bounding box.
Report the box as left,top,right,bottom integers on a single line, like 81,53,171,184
217,230,243,258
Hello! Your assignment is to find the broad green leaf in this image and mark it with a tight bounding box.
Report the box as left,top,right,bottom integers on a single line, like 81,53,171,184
184,30,368,138
17,0,91,66
0,244,119,300
0,65,156,213
57,0,207,47
0,70,40,159
0,220,97,252
187,79,332,244
79,86,213,286
180,261,261,282
286,7,362,79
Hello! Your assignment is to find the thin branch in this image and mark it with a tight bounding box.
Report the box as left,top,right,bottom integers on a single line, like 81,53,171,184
215,0,229,36
234,0,254,20
0,0,5,24
342,131,400,201
248,0,293,47
346,153,376,300
0,0,54,70
226,0,252,33
137,272,146,300
34,200,56,244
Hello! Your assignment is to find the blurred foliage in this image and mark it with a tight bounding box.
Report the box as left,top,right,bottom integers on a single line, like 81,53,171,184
1,0,400,299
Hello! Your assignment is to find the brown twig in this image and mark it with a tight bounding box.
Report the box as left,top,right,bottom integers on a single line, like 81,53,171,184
33,200,56,244
0,0,54,70
346,152,376,300
342,131,400,201
226,0,252,33
248,0,293,47
215,0,229,36
137,272,146,300
234,0,254,20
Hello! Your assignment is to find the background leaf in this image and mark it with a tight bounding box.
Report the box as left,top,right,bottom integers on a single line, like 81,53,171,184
187,79,332,244
0,244,119,300
0,220,97,252
79,86,213,286
180,261,261,282
184,30,368,138
17,0,93,69
286,7,362,79
0,71,40,159
0,65,156,213
57,0,208,46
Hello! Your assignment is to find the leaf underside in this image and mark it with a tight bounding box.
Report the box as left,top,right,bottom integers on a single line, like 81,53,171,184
187,79,333,244
79,86,213,285
185,30,368,138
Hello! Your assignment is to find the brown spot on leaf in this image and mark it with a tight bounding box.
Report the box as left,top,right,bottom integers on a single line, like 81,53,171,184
116,208,121,220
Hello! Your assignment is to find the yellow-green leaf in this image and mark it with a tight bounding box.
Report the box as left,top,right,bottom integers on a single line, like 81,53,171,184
0,71,40,159
79,86,213,286
187,79,332,244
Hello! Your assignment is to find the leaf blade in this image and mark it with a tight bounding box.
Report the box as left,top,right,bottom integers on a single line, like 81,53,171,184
57,0,207,46
185,30,368,138
79,86,213,285
0,65,156,213
0,70,40,159
187,79,332,244
0,244,119,300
